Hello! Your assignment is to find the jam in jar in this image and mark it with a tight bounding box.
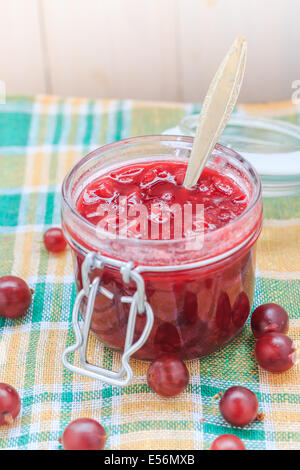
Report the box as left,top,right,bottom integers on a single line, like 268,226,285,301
62,136,262,361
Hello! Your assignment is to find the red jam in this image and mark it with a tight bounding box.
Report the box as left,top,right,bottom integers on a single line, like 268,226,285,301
70,158,257,360
77,161,248,239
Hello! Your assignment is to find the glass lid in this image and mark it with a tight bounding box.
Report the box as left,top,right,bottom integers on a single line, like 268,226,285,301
164,114,300,197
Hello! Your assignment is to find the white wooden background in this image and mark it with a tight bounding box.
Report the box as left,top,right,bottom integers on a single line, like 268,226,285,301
1,0,300,103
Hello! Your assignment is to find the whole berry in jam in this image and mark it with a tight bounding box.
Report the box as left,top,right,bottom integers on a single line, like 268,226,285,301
219,386,258,427
147,354,189,397
211,434,246,450
255,333,296,373
0,383,21,425
0,276,32,319
251,303,289,339
60,418,107,450
43,228,67,253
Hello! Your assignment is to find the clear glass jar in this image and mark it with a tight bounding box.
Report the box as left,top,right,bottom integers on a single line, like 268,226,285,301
177,114,300,197
61,136,262,361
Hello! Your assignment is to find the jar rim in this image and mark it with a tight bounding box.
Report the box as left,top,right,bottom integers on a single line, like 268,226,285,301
62,135,262,265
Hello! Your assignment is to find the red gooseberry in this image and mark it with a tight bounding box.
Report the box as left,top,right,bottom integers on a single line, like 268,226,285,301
147,354,189,398
211,434,246,450
0,383,21,425
60,418,107,450
0,276,32,319
219,386,259,427
251,303,289,338
255,333,296,373
43,227,67,253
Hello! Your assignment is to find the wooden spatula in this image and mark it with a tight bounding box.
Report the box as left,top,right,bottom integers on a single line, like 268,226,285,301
183,36,247,189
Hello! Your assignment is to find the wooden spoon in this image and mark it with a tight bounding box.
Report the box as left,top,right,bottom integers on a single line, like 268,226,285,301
183,36,247,189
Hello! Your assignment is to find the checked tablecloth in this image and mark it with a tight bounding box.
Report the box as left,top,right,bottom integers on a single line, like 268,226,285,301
0,95,299,450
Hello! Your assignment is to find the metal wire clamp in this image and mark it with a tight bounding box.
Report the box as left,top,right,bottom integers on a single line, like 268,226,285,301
62,252,154,386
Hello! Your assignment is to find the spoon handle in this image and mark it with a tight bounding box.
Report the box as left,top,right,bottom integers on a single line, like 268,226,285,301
183,36,247,189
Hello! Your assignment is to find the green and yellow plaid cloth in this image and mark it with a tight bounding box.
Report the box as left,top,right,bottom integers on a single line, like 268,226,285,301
0,95,299,450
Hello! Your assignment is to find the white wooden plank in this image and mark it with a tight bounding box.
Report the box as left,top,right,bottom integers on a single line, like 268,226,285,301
1,0,299,103
42,0,179,101
0,0,47,95
177,0,300,103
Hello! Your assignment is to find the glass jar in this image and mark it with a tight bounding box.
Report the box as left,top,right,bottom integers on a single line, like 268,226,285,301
177,114,300,197
61,136,262,382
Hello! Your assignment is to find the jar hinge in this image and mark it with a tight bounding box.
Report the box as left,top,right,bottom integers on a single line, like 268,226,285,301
62,252,154,386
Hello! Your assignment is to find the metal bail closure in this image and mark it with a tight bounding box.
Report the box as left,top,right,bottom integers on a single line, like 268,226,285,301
62,252,154,386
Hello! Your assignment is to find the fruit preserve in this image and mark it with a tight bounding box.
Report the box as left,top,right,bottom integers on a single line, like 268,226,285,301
77,161,248,239
62,136,262,360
